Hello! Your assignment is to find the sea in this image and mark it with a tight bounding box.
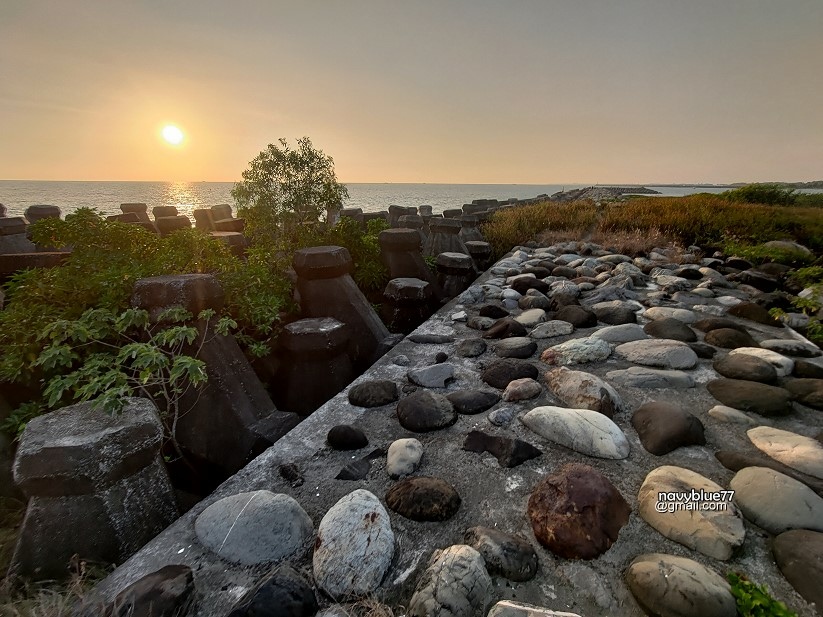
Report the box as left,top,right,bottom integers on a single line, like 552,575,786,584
0,180,814,219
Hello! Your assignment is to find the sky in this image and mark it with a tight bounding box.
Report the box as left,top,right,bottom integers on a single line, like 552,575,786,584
1,0,822,184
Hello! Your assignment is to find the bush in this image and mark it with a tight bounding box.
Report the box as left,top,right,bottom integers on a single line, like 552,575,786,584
722,183,797,206
232,137,348,245
721,241,815,267
727,572,796,617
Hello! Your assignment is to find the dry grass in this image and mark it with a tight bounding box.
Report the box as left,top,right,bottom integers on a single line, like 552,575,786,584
342,596,398,617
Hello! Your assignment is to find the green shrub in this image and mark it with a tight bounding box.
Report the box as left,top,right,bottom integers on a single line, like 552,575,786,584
722,183,797,206
727,572,797,617
722,241,815,266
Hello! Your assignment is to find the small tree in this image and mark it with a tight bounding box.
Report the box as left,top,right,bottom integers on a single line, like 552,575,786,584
232,137,349,245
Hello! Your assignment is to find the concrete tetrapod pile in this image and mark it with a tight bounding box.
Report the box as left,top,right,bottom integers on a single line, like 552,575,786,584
85,240,823,617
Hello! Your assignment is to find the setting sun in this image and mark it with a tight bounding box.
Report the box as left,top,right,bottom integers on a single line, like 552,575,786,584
161,125,184,145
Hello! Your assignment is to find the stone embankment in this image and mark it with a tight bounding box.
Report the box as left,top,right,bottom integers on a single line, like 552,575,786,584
81,239,823,616
549,186,660,202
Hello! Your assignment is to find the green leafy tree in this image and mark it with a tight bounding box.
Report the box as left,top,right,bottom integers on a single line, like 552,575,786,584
232,137,349,245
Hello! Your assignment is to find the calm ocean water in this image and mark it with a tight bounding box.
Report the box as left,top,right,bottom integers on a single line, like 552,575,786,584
0,180,804,220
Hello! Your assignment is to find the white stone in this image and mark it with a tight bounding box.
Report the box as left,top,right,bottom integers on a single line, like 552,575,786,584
728,348,794,377
313,489,395,598
541,337,612,365
642,306,698,323
386,438,423,478
521,406,630,459
529,320,574,339
195,491,313,565
708,405,757,425
488,602,582,617
591,323,649,344
730,467,823,534
747,426,823,480
637,466,745,560
515,308,547,328
614,339,698,370
451,310,468,322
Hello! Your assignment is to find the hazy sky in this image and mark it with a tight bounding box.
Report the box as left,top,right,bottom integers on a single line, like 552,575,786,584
1,1,821,183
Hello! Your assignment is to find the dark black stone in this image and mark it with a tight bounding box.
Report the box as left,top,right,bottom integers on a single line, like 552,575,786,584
481,360,539,389
784,378,823,410
462,430,541,468
689,342,717,359
739,269,779,293
348,380,399,407
707,379,793,416
396,390,457,432
227,565,318,617
386,476,461,521
335,458,372,481
693,318,751,334
479,304,510,319
446,390,501,415
511,278,551,295
327,425,368,450
456,338,487,358
522,267,552,279
727,302,781,326
794,360,823,379
593,306,637,325
482,317,528,339
713,354,777,383
104,565,195,617
278,463,304,488
772,530,823,611
643,318,697,342
631,402,705,456
408,333,454,344
704,328,758,349
551,266,577,279
555,305,597,328
464,526,539,582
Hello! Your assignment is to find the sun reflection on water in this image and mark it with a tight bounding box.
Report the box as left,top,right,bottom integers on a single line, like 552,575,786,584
162,182,201,217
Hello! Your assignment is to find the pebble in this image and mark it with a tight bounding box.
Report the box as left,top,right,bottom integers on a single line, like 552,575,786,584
708,405,757,425
626,553,736,617
521,406,630,459
313,490,395,597
540,337,612,365
464,526,538,582
495,337,538,359
730,467,823,534
529,320,574,339
481,359,539,389
631,401,706,455
527,463,630,559
545,366,624,418
462,430,541,468
748,426,823,480
386,438,423,478
706,379,792,416
194,491,313,565
488,407,518,426
396,390,457,432
407,545,492,617
637,466,745,560
455,338,487,357
728,347,794,376
446,389,501,415
407,363,455,388
502,377,542,401
386,476,461,521
614,339,698,369
347,380,399,407
606,367,694,389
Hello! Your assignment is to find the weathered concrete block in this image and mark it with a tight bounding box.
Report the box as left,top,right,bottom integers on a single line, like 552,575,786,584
379,228,432,282
131,273,225,321
437,252,476,300
24,205,61,224
152,206,178,219
121,203,151,223
107,212,141,223
210,204,233,220
458,215,484,243
423,218,469,257
10,398,178,579
192,208,215,231
382,278,434,334
155,215,191,237
0,252,68,279
214,218,245,233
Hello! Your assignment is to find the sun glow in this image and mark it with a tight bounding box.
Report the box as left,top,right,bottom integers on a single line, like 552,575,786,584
161,125,184,145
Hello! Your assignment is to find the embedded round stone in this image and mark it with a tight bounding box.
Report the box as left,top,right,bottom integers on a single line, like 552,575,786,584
521,406,630,459
637,466,745,560
495,337,537,359
713,353,777,383
631,402,705,455
704,328,758,349
464,527,538,582
706,379,792,416
772,530,823,610
555,305,597,328
407,363,455,388
396,390,457,432
626,553,736,617
456,338,487,357
195,491,313,565
747,426,823,480
292,245,353,279
326,425,368,450
481,359,539,389
606,367,694,389
545,367,624,418
527,463,630,559
760,338,822,358
446,390,500,415
591,323,648,344
386,438,423,478
514,308,547,328
728,347,794,376
540,337,611,366
729,467,823,534
407,545,491,617
348,380,399,407
643,317,697,342
727,301,780,326
386,476,461,521
529,320,574,339
483,317,528,339
784,378,823,410
615,339,698,369
502,378,542,402
313,489,394,598
643,306,697,323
